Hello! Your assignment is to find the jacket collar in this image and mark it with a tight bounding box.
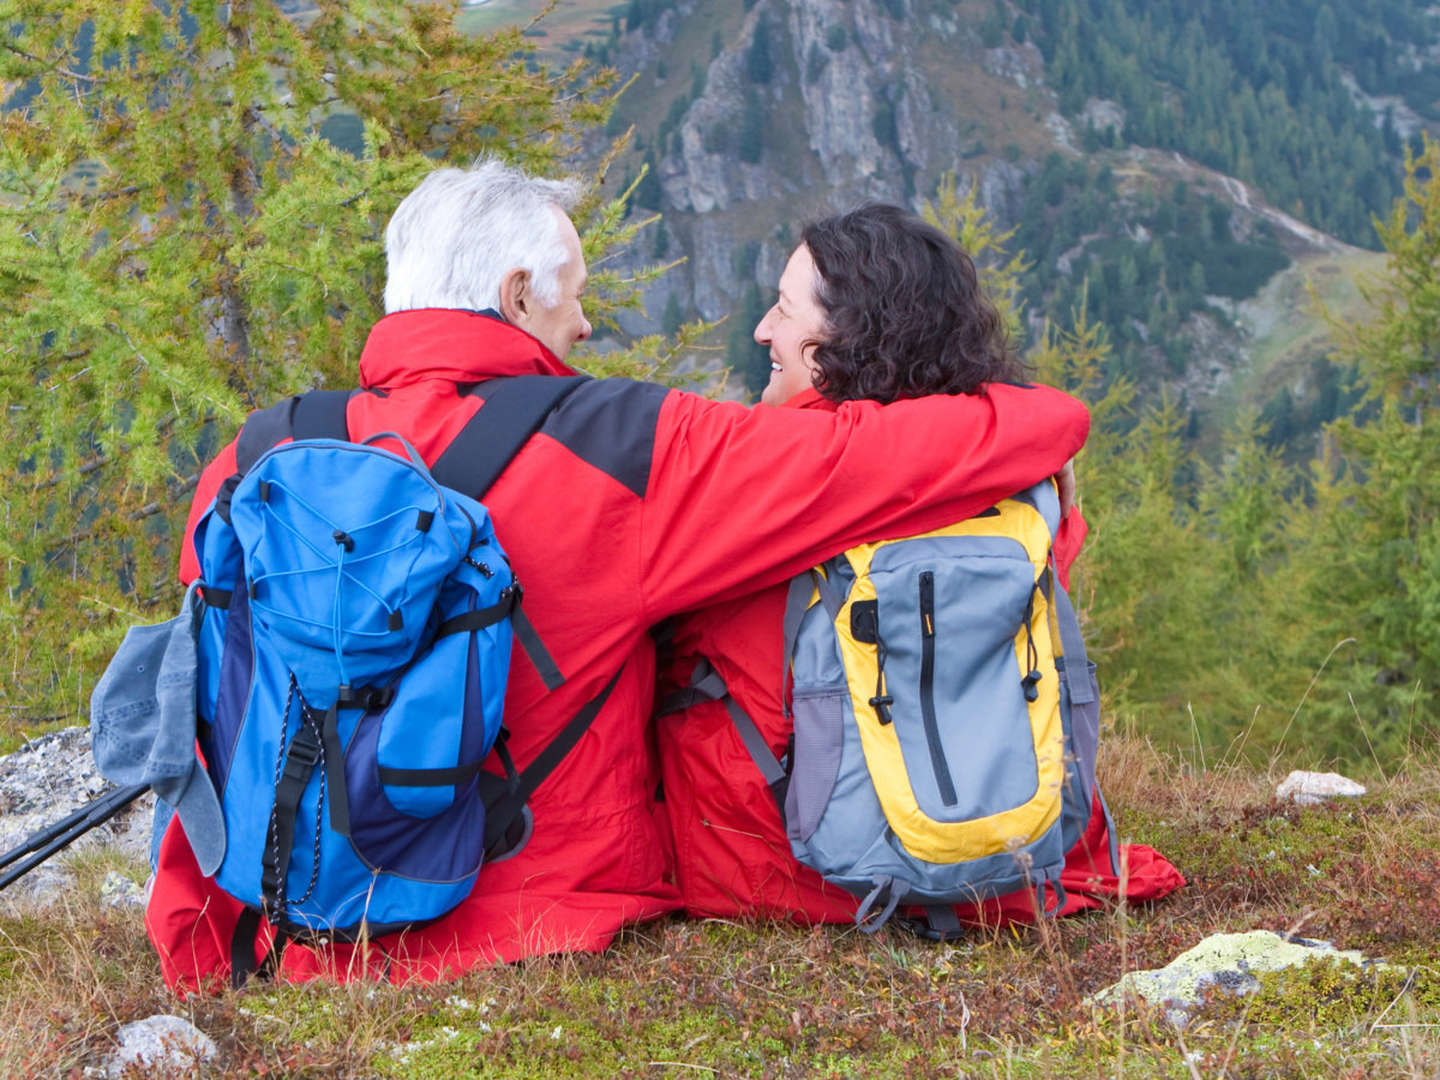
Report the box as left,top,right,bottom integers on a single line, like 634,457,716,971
780,387,835,411
358,308,578,390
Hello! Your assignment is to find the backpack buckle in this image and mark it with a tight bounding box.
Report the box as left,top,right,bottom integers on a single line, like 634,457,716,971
282,732,322,773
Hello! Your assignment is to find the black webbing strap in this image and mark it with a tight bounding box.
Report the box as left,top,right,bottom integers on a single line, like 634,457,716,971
434,592,518,641
924,904,963,937
234,397,300,476
320,704,351,838
430,375,589,502
199,585,232,609
510,604,564,691
433,589,564,691
229,908,288,988
378,760,486,787
220,389,353,525
430,375,585,693
260,721,323,915
482,665,622,854
230,908,263,988
291,389,354,442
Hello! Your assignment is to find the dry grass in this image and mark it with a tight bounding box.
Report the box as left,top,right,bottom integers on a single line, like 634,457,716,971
1,733,1437,1078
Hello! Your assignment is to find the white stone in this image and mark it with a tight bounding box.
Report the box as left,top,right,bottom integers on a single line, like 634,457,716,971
1276,770,1367,807
104,1014,218,1078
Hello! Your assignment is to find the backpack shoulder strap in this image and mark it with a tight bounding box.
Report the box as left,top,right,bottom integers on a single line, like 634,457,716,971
234,397,299,476
220,390,355,526
431,375,589,501
290,388,353,443
481,664,624,858
656,657,789,817
430,375,588,692
1050,580,1095,706
233,389,354,474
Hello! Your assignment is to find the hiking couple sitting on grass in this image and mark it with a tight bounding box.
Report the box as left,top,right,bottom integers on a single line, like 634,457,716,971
143,158,1180,992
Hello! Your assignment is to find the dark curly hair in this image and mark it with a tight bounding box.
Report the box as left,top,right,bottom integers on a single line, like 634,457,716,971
799,203,1025,404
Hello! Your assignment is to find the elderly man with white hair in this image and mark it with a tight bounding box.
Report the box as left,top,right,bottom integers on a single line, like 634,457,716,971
150,158,1091,989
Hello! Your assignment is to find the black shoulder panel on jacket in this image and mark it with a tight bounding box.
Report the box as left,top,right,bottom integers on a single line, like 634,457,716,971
536,377,668,498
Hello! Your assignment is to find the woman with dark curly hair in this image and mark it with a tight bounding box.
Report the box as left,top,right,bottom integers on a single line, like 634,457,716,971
655,203,1183,927
759,203,1025,407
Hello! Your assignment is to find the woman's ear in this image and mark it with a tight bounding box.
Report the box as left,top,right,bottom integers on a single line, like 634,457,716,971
498,267,531,325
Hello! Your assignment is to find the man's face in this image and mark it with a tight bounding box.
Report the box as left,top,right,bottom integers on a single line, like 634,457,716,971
755,244,827,406
520,207,592,362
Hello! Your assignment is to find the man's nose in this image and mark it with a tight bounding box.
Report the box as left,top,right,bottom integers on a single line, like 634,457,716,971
577,314,592,342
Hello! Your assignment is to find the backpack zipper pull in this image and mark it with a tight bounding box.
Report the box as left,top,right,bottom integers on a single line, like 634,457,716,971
870,629,894,724
1021,582,1042,702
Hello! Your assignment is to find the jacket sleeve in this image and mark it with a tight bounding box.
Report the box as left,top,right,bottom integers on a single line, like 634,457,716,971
177,436,238,585
1053,506,1089,592
639,383,1091,621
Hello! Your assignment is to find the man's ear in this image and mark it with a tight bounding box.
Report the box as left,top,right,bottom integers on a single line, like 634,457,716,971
498,267,531,325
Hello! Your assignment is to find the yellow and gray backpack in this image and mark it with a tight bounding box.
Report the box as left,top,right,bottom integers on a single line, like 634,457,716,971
679,479,1117,936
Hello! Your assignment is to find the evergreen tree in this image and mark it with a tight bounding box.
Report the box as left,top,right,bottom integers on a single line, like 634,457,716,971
729,283,772,397
745,25,772,84
738,91,766,163
634,152,664,210
0,0,668,723
1283,141,1440,759
661,291,684,336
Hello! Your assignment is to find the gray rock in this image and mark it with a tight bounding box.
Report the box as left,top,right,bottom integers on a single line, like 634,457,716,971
103,1014,218,1078
100,870,145,909
1080,98,1127,138
0,727,155,907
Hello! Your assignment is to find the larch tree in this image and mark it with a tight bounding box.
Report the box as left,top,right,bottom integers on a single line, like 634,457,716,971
0,0,672,725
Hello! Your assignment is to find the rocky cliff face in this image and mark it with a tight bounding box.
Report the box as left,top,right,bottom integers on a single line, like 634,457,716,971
615,0,1034,328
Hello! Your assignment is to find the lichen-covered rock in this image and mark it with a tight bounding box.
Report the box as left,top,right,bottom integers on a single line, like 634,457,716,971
1089,930,1383,1027
100,870,146,909
102,1014,218,1078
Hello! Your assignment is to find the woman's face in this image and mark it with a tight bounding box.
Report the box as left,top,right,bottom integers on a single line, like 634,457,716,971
754,244,828,406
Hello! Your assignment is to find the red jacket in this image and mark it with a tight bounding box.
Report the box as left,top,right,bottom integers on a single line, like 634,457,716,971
656,388,1184,927
149,310,1093,990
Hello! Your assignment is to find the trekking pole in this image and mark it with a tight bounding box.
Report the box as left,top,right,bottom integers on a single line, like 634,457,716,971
0,783,149,892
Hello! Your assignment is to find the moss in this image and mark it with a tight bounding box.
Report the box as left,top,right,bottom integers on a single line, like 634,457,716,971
1203,959,1440,1031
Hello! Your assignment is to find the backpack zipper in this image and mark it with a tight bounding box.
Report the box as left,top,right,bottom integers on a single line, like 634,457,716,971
918,571,958,807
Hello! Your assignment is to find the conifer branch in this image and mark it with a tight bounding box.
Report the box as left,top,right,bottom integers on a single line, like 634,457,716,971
0,42,100,85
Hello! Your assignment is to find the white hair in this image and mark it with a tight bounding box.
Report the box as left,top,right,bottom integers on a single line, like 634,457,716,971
383,158,583,315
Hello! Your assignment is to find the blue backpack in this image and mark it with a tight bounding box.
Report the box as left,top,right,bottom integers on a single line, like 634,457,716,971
192,378,600,978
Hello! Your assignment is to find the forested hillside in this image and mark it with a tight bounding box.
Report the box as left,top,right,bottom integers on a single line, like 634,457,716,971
1032,0,1434,244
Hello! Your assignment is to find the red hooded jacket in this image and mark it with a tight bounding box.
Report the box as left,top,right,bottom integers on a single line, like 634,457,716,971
149,310,1092,990
656,389,1185,927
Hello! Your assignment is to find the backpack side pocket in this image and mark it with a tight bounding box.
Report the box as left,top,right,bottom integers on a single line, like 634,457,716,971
785,688,847,845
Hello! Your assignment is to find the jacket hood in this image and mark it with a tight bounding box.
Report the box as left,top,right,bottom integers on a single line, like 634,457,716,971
358,309,578,390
